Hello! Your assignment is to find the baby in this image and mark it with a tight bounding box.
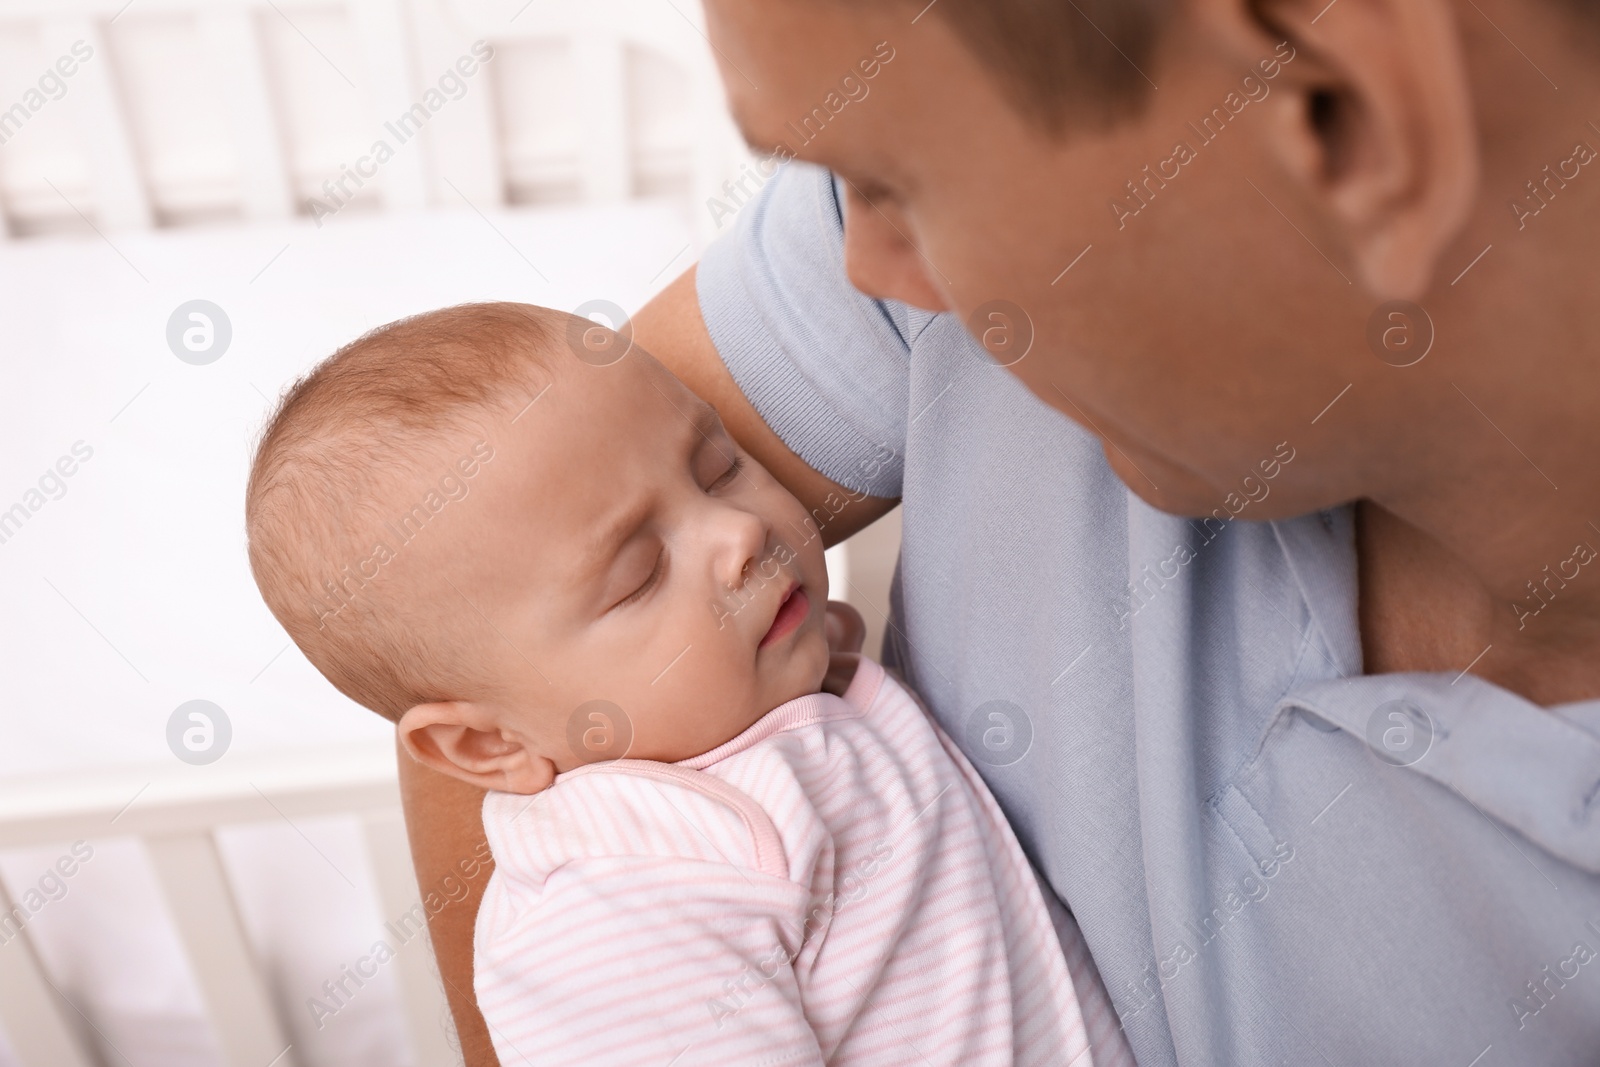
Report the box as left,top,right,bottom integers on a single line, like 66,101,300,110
246,302,1092,1066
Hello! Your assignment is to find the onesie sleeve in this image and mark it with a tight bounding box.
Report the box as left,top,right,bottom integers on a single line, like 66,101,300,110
474,769,827,1067
696,162,922,499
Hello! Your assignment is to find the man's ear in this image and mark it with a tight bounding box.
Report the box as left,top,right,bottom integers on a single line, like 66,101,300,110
1235,0,1480,298
397,700,559,796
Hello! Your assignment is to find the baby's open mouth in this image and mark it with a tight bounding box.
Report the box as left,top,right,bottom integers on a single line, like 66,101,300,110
759,582,809,648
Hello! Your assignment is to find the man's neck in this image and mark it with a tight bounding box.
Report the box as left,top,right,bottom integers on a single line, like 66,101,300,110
1357,500,1600,706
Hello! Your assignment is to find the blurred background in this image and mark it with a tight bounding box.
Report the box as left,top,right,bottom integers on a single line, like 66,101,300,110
0,0,902,1063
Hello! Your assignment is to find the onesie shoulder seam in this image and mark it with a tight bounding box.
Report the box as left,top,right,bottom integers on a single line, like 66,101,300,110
557,761,791,882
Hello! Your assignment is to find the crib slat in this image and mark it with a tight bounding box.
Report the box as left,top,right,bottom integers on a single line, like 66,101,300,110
198,8,295,222
362,812,462,1067
349,0,429,210
0,882,96,1067
573,33,630,202
405,0,504,209
146,832,300,1067
44,16,154,230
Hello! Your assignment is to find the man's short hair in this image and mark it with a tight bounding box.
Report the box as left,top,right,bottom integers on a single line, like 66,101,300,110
926,0,1171,133
922,0,1597,137
245,302,564,721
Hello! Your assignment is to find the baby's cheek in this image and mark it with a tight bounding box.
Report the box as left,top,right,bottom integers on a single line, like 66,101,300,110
797,626,831,691
688,660,768,753
798,519,832,591
697,621,761,697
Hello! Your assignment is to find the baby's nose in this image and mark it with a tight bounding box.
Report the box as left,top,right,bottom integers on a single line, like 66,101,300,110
714,509,769,590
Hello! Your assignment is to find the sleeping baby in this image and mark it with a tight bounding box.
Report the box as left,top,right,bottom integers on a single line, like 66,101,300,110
244,302,1092,1066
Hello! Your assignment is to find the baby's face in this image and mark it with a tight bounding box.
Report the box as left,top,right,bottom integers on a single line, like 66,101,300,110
422,346,831,772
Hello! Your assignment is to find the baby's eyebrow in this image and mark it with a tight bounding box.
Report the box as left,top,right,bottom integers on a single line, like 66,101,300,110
577,495,654,591
574,400,723,590
678,400,732,461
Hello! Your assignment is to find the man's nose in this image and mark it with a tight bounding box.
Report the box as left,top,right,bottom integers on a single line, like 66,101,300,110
839,182,949,312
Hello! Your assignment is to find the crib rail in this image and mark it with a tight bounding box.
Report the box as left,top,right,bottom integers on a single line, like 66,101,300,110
0,0,739,241
0,741,455,1067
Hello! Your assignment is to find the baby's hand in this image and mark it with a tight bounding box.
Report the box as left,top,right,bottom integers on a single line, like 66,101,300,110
821,600,865,696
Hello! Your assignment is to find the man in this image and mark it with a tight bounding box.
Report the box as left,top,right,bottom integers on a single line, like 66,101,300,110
400,0,1600,1062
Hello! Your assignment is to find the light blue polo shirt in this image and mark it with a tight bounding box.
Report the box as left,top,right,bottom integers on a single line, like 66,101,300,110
696,162,1600,1066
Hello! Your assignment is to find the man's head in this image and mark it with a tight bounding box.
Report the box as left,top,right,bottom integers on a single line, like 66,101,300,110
704,0,1600,590
247,303,830,794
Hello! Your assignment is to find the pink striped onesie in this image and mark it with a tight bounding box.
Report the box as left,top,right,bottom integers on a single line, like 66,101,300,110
474,657,1098,1066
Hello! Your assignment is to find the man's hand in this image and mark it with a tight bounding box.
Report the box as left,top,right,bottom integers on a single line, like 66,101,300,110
821,599,866,696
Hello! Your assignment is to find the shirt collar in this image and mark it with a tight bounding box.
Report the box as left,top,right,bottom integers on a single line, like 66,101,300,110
1279,673,1600,873
1270,505,1362,677
1270,506,1600,873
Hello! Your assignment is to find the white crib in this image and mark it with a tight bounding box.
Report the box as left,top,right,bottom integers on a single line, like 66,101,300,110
0,742,447,1067
0,0,744,241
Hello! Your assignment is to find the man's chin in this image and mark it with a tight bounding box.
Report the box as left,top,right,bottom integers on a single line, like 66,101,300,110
1103,447,1214,517
1104,447,1328,523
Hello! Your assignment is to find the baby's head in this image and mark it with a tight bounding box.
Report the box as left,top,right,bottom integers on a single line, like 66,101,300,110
247,302,830,794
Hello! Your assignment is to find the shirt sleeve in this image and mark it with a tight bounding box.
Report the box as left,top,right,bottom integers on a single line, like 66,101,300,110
696,163,924,499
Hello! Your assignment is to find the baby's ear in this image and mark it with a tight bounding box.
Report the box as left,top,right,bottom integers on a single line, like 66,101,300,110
397,700,559,795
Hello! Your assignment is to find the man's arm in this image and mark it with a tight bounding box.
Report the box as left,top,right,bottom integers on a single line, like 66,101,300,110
399,264,897,1066
635,265,900,540
396,740,500,1064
